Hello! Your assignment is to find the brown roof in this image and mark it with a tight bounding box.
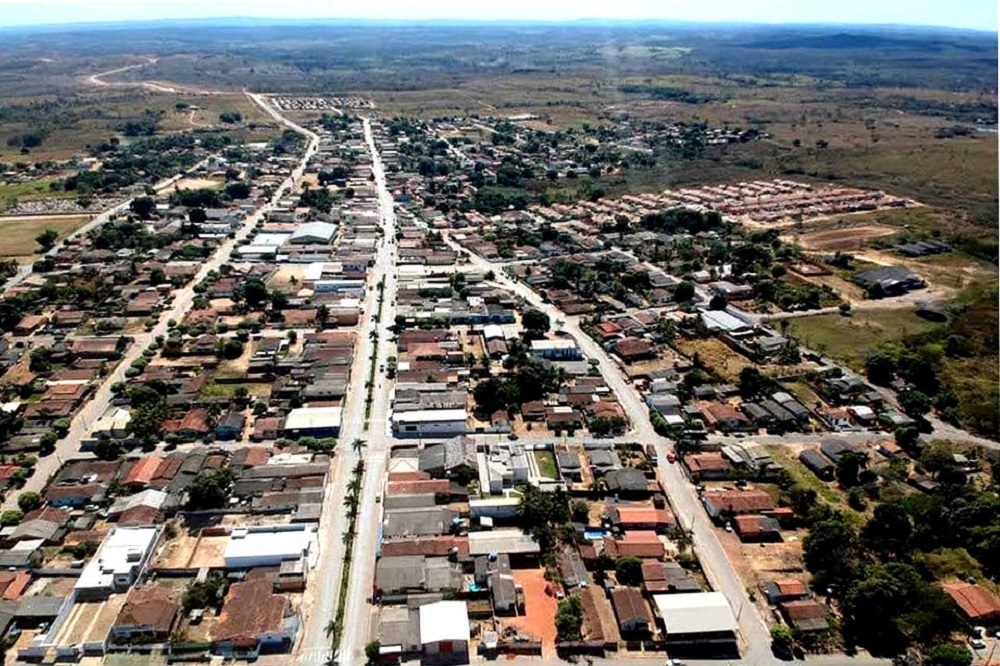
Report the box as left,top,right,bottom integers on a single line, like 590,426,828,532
703,489,774,514
611,587,649,627
117,505,162,526
117,585,179,634
123,457,163,487
610,505,674,527
387,480,450,497
380,536,469,558
215,576,287,645
603,531,665,560
614,337,653,359
389,471,431,482
943,583,1000,620
685,452,731,472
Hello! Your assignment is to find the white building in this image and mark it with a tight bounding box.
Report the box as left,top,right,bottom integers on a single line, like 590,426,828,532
652,592,739,648
288,222,337,244
530,339,582,360
75,526,160,598
223,524,318,569
419,600,470,659
392,409,467,438
283,406,342,438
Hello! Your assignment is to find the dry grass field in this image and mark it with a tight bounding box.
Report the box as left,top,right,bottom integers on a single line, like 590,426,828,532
0,213,92,259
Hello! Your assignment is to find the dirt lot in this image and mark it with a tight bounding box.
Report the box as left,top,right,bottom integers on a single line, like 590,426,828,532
674,338,752,382
623,350,682,379
154,532,227,569
503,568,558,657
173,177,224,191
783,224,900,252
267,264,307,293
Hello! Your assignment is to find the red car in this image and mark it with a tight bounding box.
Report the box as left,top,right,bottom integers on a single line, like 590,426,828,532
667,452,677,464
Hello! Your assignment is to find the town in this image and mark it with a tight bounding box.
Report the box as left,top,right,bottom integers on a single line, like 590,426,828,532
0,17,996,666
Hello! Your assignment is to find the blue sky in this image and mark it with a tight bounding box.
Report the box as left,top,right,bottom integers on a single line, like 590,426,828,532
0,0,995,31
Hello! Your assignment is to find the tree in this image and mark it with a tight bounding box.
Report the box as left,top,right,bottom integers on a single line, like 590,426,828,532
802,512,863,589
836,450,868,488
94,439,125,461
571,500,589,523
186,469,233,510
130,197,156,220
554,595,583,641
924,644,973,666
919,440,957,478
218,339,244,360
865,353,897,386
128,395,169,439
364,641,381,663
899,390,932,417
225,182,251,200
862,502,912,560
522,309,550,333
615,556,643,586
188,207,207,226
182,573,227,611
709,293,728,310
739,367,768,399
674,280,695,303
148,267,167,285
517,485,570,550
35,228,59,252
1,510,23,526
895,426,920,449
17,490,41,512
241,278,268,309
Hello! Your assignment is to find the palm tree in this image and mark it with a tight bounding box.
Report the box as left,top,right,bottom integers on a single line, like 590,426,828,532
325,619,337,639
352,438,366,454
668,526,694,555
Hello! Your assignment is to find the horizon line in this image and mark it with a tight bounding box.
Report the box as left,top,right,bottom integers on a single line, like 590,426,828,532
0,15,994,34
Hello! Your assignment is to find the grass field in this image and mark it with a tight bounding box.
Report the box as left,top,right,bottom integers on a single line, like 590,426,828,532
0,214,91,259
787,309,939,370
533,449,558,479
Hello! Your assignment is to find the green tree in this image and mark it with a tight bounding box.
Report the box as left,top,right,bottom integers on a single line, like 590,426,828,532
924,644,973,666
35,228,59,251
17,490,41,512
836,450,869,488
554,595,583,641
865,353,897,386
674,280,695,303
130,197,156,220
1,509,24,526
241,278,268,309
364,641,381,663
615,556,643,586
802,512,863,590
186,469,233,510
899,390,932,418
94,439,125,461
861,502,913,560
522,309,550,333
225,182,251,200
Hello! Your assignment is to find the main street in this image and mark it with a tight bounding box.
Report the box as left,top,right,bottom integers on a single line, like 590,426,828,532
293,116,400,665
336,117,402,665
2,101,319,510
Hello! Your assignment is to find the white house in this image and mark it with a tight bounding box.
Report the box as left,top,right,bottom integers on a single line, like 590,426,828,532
75,526,160,599
419,600,470,660
392,409,468,438
222,524,318,569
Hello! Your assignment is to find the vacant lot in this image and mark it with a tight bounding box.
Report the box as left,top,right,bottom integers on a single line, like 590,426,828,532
787,309,938,370
173,176,224,190
0,214,92,259
674,337,752,381
789,224,901,252
0,177,76,209
506,568,558,656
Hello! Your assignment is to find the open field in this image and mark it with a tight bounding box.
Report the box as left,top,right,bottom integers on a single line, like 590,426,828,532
0,213,92,259
173,176,224,190
786,308,939,370
674,337,753,381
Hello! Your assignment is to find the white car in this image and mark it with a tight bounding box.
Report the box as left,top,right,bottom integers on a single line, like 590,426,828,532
970,638,987,650
666,660,684,666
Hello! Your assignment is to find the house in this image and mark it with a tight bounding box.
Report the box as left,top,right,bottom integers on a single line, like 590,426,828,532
213,575,298,659
611,587,650,634
762,580,809,605
943,582,1000,623
419,600,470,662
250,417,283,442
556,451,582,482
110,585,179,643
780,599,830,632
216,412,246,441
603,531,665,560
14,314,45,336
419,436,477,479
604,468,650,496
122,457,163,489
605,504,673,532
70,337,125,359
819,437,858,465
642,561,700,594
798,449,835,480
530,339,581,360
75,526,160,599
613,337,655,363
702,490,775,521
732,515,782,542
684,452,733,480
699,403,750,434
375,555,463,595
288,222,337,244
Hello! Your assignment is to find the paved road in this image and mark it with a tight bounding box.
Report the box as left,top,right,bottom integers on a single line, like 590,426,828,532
336,118,402,665
1,102,319,512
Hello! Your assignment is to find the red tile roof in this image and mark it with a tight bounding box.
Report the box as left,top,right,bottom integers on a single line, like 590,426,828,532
943,582,1000,620
123,457,163,487
603,531,665,559
215,576,287,646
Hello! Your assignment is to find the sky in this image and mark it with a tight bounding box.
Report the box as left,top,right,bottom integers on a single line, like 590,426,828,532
0,0,995,31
